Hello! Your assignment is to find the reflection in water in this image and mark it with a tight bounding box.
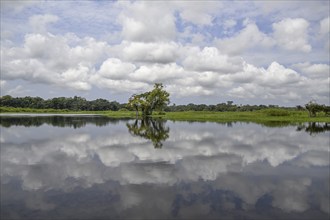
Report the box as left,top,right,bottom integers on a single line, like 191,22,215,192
126,118,169,148
297,122,330,135
0,115,121,128
0,116,329,220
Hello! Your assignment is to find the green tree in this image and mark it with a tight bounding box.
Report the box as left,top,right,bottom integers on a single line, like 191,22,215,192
305,101,324,117
127,83,170,117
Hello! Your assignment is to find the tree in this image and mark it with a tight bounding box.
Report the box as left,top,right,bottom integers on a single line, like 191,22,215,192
305,100,326,117
127,83,170,117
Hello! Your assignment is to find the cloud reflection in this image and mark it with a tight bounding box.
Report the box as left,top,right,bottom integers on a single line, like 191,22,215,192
1,118,329,219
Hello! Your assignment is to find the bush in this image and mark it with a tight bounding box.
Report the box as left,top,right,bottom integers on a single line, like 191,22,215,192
262,108,290,116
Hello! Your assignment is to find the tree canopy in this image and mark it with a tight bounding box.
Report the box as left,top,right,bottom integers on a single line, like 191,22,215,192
0,95,122,111
127,83,170,117
305,100,330,117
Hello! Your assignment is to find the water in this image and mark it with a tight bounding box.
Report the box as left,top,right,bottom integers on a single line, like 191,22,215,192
0,115,329,220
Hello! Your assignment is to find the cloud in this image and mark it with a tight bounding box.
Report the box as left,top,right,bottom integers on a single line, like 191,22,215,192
1,33,110,91
182,47,243,73
272,18,311,52
130,63,185,83
291,62,330,79
0,0,38,12
319,16,330,50
116,1,176,42
320,17,330,35
227,62,305,101
90,76,149,94
175,1,223,26
98,58,136,80
118,41,180,64
215,23,275,55
29,14,59,33
1,1,329,105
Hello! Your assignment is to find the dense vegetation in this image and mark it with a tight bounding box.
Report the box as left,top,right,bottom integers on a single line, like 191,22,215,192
0,95,123,111
127,83,170,117
1,90,329,120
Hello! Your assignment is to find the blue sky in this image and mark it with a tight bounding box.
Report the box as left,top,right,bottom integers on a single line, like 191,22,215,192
1,0,329,105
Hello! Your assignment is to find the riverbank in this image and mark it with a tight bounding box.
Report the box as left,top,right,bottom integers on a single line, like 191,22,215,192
1,106,329,123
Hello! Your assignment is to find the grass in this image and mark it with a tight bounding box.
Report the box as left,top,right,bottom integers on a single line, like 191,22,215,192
159,110,330,123
1,106,329,123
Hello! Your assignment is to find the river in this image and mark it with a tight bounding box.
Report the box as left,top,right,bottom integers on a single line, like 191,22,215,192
0,115,329,219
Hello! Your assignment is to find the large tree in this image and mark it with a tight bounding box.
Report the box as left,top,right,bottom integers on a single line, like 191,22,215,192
127,83,170,117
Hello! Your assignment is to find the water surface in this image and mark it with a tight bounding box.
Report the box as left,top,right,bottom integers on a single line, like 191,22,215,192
1,115,329,220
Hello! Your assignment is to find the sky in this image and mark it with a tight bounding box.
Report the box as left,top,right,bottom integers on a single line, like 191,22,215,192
0,0,329,106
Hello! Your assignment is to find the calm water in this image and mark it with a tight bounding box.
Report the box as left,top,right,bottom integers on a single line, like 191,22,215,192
0,115,329,220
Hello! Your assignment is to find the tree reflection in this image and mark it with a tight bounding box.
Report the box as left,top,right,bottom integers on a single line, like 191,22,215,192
0,116,119,128
296,122,330,135
126,118,169,148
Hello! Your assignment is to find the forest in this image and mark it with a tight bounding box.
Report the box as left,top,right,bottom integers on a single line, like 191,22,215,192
0,94,311,112
0,95,123,111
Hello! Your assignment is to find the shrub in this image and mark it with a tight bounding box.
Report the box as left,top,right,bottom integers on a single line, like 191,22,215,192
262,108,290,116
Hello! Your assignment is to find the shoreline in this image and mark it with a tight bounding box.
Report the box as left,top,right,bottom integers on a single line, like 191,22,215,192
1,107,329,123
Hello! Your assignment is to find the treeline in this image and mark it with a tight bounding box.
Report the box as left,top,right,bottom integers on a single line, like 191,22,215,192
165,101,288,112
1,95,329,114
0,95,124,111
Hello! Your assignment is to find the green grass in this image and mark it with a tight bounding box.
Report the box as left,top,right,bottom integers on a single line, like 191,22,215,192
160,110,330,123
0,106,135,117
1,106,329,123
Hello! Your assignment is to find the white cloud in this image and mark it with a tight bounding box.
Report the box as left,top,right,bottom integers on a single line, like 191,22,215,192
90,76,149,94
175,1,222,26
60,64,92,91
0,0,38,12
319,17,330,50
1,1,329,105
223,19,237,29
0,80,7,88
130,63,185,83
167,84,214,97
292,62,330,79
272,18,311,52
228,62,306,101
216,23,275,55
29,14,59,33
182,47,243,73
320,17,330,35
116,1,176,42
119,41,179,64
1,33,110,91
260,62,301,86
5,85,31,97
98,58,136,80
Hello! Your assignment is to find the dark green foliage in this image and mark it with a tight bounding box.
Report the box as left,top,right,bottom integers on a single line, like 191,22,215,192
0,95,120,111
305,101,329,117
127,83,170,117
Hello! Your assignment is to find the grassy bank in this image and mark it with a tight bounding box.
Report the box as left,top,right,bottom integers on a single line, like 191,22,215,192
161,110,330,123
0,106,134,118
1,106,329,123
102,109,330,123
